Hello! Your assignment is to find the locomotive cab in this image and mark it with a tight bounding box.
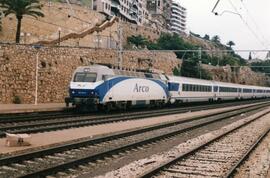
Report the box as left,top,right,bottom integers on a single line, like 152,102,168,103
65,65,114,108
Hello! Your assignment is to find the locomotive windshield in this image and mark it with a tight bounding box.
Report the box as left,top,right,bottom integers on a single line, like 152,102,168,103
74,72,97,82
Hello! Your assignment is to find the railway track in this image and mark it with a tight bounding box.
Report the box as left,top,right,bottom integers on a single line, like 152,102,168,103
0,102,269,178
0,100,269,138
139,109,270,178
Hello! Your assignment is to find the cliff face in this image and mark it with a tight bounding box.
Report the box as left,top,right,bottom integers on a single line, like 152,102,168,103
202,64,270,87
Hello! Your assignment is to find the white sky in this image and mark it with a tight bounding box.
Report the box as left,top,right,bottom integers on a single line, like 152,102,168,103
177,0,270,59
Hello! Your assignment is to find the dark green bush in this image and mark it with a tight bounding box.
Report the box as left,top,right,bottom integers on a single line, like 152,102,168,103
13,95,22,104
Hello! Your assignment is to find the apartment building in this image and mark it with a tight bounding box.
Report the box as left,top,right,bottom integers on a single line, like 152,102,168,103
146,0,167,28
170,0,187,34
92,0,149,25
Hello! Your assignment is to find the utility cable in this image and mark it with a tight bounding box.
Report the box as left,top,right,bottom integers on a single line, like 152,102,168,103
228,0,268,49
240,0,270,48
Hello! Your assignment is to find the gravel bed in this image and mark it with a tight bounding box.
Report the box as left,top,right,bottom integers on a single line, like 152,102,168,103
233,132,270,178
92,108,270,178
0,109,242,178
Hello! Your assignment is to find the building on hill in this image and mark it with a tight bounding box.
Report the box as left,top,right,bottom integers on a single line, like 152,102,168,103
146,0,172,30
92,0,149,25
170,0,187,34
146,0,187,35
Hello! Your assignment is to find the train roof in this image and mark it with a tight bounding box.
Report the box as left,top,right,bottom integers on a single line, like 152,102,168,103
74,65,165,80
168,75,270,90
167,76,214,85
75,65,270,90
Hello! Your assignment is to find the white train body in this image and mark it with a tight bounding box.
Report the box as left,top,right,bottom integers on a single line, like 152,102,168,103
167,76,214,103
168,76,270,103
68,65,168,109
66,64,270,110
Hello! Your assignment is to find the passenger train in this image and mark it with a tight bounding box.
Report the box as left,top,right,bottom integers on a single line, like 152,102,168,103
65,64,270,111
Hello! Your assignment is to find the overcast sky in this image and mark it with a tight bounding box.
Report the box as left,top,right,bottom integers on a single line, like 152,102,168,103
177,0,270,59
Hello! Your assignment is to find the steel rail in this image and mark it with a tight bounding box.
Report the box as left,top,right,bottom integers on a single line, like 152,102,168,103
1,101,269,138
2,102,266,166
138,111,270,178
0,103,269,178
0,99,267,124
225,127,270,178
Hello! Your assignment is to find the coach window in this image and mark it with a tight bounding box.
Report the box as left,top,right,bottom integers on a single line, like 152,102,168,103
144,73,153,78
192,85,195,92
188,84,192,91
185,84,188,91
188,84,191,91
184,84,188,91
74,72,97,82
203,85,206,92
195,85,198,91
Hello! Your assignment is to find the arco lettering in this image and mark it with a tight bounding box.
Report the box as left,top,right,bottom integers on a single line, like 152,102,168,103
133,83,149,92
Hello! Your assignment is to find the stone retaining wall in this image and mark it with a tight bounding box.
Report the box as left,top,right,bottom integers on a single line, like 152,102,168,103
0,44,179,104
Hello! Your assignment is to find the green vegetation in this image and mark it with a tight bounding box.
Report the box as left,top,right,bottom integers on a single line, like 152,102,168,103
227,41,235,48
203,34,210,41
80,0,92,6
0,0,44,43
127,33,246,79
211,35,221,44
127,35,148,49
13,95,21,104
250,60,270,76
180,57,212,80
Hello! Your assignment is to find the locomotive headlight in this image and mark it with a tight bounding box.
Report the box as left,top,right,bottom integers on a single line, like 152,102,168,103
71,90,75,94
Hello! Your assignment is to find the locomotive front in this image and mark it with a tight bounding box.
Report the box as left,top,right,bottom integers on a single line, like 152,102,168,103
65,65,107,109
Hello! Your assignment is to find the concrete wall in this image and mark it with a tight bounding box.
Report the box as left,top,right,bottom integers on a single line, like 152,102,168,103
0,44,179,104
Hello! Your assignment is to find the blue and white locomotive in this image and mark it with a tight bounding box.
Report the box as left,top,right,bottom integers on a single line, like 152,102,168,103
66,64,270,111
66,65,169,110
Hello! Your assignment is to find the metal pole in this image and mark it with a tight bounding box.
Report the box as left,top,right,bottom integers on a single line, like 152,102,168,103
35,51,39,105
97,33,100,48
199,61,202,79
212,0,221,15
198,47,202,60
58,30,61,46
117,22,123,69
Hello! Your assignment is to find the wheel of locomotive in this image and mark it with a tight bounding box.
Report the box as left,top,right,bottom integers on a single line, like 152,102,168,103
120,102,127,111
126,101,132,110
105,102,113,113
75,104,89,113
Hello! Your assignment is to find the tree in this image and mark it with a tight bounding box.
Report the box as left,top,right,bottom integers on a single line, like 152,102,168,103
248,52,252,60
173,66,181,76
211,35,221,43
180,57,212,80
227,41,235,48
127,35,148,48
203,34,210,40
0,0,44,43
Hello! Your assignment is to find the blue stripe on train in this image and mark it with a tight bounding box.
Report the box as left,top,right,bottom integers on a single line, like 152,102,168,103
168,82,180,91
95,77,169,101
